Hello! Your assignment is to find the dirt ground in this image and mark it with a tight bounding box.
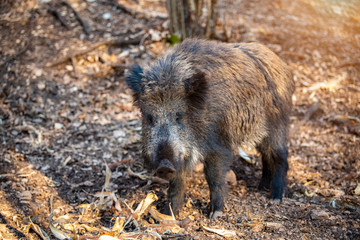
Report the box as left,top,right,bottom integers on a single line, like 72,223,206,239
0,0,359,239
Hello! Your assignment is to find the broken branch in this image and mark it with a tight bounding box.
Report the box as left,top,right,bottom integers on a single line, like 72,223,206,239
61,0,91,35
102,0,167,19
48,8,70,29
47,37,142,67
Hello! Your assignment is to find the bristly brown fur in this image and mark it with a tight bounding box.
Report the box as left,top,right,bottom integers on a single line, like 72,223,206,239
184,71,208,111
126,39,294,218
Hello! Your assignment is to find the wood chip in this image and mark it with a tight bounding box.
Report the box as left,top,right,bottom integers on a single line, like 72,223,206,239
354,184,360,195
310,210,330,220
265,222,285,232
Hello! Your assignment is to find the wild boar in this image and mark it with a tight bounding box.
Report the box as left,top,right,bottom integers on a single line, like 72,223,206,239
126,39,294,218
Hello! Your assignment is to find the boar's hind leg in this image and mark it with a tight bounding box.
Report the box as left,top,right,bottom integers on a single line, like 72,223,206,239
167,173,186,216
257,136,288,201
257,152,272,191
204,148,232,219
270,147,288,201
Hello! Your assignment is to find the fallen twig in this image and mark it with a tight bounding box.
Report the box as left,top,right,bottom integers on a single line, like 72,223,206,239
102,0,167,19
47,37,142,67
202,226,237,238
127,167,147,180
127,167,169,185
161,234,187,239
337,61,360,68
28,217,51,240
70,57,78,76
48,8,70,29
90,63,128,78
103,0,135,16
108,157,132,169
149,206,192,228
62,0,91,35
15,124,44,144
328,115,360,136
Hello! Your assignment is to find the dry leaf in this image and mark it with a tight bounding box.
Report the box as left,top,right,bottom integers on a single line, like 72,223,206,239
62,156,72,166
115,198,122,211
18,191,32,202
134,193,159,220
49,223,71,240
80,223,102,232
144,223,182,235
265,222,285,232
250,223,264,232
127,167,148,180
332,115,360,125
111,217,124,232
310,209,330,220
103,159,112,191
202,226,237,238
29,217,51,240
354,184,360,195
99,236,120,240
149,206,175,221
305,188,318,197
309,73,346,92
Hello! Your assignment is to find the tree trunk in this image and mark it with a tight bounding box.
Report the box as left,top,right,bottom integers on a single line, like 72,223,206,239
167,0,219,40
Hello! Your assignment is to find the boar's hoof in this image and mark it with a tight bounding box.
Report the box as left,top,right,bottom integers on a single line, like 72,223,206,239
270,186,283,201
209,210,223,219
155,159,176,180
271,198,281,203
258,180,271,192
270,190,282,203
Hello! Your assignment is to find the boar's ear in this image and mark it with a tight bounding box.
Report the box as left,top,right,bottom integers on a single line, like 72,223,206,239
184,71,208,110
126,65,144,99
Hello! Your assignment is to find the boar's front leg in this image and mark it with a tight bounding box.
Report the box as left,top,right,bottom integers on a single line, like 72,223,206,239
167,172,187,216
204,148,232,219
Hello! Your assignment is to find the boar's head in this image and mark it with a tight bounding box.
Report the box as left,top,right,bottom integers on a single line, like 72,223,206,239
126,56,207,180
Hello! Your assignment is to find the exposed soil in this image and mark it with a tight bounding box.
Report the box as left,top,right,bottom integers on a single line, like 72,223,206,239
0,0,359,239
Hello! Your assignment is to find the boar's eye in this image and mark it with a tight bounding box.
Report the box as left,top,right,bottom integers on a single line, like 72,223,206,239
145,114,154,125
175,112,183,123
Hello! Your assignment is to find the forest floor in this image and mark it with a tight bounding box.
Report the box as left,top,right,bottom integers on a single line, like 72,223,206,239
0,0,359,239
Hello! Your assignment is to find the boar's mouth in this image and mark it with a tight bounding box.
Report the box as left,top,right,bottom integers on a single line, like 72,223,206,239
155,159,176,180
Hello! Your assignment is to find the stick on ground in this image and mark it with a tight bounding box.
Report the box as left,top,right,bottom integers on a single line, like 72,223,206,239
47,37,143,67
49,8,70,29
62,0,91,35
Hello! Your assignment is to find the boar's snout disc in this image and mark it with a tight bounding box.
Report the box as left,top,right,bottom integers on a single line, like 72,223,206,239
155,159,176,180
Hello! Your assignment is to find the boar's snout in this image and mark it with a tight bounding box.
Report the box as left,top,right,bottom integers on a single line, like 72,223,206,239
155,159,176,180
153,141,177,180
